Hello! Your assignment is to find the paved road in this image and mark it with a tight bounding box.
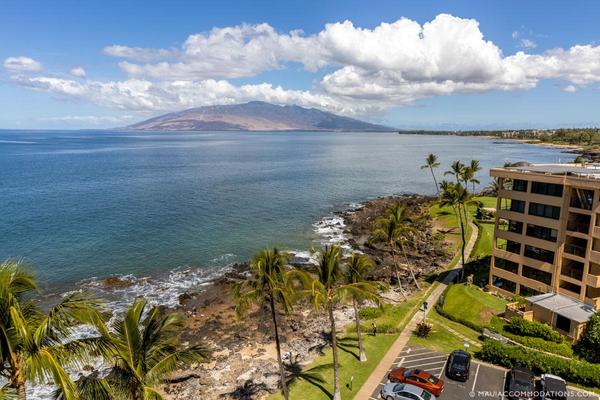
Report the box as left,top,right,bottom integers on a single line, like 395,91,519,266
368,345,599,400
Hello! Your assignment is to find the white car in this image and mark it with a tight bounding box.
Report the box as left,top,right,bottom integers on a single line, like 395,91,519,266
380,382,436,400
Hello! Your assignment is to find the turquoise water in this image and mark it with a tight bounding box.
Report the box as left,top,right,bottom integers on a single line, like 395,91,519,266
0,130,568,291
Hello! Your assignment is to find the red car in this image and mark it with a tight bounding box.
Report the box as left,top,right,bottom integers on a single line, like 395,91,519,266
388,368,444,397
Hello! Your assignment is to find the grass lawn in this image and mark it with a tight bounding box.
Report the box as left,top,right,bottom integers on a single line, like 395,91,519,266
440,284,506,330
471,220,494,261
409,309,483,354
473,196,497,209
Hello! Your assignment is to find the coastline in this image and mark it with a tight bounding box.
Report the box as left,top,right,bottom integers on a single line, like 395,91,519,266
155,194,452,399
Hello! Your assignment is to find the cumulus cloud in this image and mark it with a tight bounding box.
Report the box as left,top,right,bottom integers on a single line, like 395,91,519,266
70,66,86,77
9,14,600,116
4,56,43,72
563,85,578,93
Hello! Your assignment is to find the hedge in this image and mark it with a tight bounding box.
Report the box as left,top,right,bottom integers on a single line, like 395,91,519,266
477,340,600,388
506,316,564,343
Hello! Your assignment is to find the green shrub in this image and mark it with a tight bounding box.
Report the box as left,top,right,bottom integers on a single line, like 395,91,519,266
476,340,600,388
415,322,432,338
574,312,600,363
506,317,563,343
359,306,383,320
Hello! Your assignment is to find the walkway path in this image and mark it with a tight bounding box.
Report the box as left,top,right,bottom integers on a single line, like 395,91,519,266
354,221,479,400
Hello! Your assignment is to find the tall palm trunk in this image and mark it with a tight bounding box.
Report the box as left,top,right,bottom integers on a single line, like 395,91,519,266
390,243,407,300
456,205,467,281
429,166,439,193
352,299,367,362
328,302,341,400
11,357,26,400
398,240,420,290
269,295,289,400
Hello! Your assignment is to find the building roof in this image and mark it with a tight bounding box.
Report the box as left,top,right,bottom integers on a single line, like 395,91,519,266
526,292,596,323
506,163,600,179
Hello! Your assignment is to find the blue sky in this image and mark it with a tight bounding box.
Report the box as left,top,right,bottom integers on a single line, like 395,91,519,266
2,0,600,129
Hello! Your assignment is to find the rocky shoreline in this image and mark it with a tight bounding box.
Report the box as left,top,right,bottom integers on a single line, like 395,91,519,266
159,194,453,400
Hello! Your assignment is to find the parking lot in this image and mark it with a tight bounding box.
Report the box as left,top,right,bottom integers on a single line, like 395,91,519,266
369,345,599,400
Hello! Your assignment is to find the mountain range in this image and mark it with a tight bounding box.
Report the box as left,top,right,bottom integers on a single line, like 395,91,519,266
127,101,394,132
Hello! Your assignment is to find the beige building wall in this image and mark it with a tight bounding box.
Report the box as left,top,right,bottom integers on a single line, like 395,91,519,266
489,166,600,339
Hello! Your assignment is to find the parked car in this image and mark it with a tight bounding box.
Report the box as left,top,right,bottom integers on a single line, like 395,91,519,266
506,367,535,400
445,350,471,382
388,367,444,396
380,382,437,400
540,374,567,400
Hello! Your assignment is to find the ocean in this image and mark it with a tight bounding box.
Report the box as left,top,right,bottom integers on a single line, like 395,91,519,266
0,130,568,298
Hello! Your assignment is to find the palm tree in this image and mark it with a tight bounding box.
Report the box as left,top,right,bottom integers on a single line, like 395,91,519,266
466,160,482,192
308,246,379,400
0,259,107,400
84,298,209,400
444,160,465,184
346,253,382,362
233,248,296,400
371,205,421,294
420,154,440,193
440,182,473,279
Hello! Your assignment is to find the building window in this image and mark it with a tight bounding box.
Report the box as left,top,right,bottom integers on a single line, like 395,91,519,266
522,265,553,285
528,202,561,220
561,260,584,281
508,220,523,234
526,224,558,242
531,181,563,197
495,258,519,274
492,276,517,293
519,285,541,297
524,245,554,263
555,314,571,333
570,188,594,210
509,200,525,213
512,179,528,192
560,280,581,295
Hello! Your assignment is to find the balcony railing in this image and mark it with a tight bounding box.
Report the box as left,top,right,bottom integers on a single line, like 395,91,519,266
567,221,590,234
564,243,587,258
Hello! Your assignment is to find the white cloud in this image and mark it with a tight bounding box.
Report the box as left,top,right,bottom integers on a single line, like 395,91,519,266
563,85,577,93
70,66,86,77
521,38,537,49
103,45,178,62
512,31,519,39
10,14,600,116
4,56,43,72
12,75,364,115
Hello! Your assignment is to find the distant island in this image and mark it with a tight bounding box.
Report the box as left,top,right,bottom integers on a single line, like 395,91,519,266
127,101,395,132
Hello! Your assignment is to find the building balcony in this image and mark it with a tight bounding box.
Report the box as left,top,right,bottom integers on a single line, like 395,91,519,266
564,243,587,258
587,274,600,288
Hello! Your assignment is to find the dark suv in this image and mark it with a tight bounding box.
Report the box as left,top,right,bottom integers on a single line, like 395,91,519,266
445,350,471,382
506,368,535,400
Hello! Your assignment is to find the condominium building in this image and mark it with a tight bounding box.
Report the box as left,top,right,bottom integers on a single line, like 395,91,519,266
490,163,599,339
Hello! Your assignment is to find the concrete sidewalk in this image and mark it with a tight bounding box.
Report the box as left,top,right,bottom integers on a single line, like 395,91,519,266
354,221,479,400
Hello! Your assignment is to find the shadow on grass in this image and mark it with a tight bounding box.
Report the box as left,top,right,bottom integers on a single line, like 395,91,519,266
286,361,334,399
336,336,360,361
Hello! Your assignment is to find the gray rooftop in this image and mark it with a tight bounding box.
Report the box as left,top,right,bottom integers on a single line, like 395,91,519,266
507,163,600,179
526,292,596,323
